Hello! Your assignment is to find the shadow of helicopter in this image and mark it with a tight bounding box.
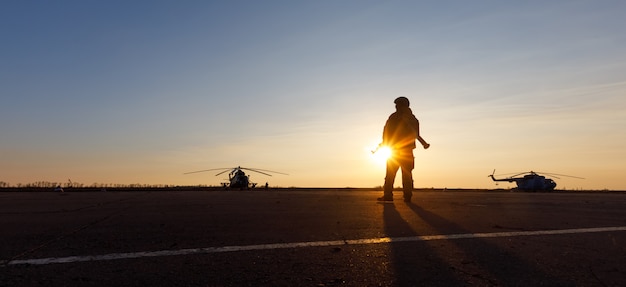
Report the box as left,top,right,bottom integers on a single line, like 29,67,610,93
184,166,287,190
489,170,584,191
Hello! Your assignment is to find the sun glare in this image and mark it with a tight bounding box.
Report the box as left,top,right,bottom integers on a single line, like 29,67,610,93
372,146,392,165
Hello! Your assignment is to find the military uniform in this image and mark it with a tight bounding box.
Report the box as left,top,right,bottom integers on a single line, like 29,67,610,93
379,97,429,202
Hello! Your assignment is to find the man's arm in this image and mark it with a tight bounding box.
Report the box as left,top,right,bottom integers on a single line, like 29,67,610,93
414,119,430,149
418,136,430,149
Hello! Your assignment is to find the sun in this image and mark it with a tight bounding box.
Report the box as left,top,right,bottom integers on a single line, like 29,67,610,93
371,146,392,165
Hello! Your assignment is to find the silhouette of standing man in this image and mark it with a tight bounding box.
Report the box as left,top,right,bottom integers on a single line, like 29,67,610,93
378,97,430,202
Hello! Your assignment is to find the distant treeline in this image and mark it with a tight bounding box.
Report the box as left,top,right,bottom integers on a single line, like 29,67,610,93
0,186,225,192
0,181,212,189
0,186,382,192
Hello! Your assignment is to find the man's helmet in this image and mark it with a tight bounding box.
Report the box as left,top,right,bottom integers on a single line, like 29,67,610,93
394,97,410,107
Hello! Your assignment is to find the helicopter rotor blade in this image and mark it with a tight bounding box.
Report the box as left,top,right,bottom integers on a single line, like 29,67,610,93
243,169,273,176
493,171,527,177
247,168,289,175
492,170,585,180
215,169,234,176
535,172,585,179
183,168,230,175
240,167,289,176
509,172,530,178
185,166,288,177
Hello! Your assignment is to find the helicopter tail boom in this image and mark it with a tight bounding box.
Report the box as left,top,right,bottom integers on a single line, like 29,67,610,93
489,174,517,183
488,169,520,183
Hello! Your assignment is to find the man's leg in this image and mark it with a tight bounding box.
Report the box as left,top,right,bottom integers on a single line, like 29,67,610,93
401,168,414,202
381,159,400,200
399,150,415,202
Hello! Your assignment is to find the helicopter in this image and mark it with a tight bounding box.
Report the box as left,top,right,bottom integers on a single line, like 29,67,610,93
488,170,584,191
184,166,287,189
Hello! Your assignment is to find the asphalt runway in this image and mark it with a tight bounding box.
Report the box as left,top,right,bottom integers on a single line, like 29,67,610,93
1,189,625,286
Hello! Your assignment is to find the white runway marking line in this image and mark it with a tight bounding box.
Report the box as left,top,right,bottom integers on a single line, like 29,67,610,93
6,226,626,266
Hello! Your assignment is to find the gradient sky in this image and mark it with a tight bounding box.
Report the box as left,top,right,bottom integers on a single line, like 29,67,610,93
2,1,625,190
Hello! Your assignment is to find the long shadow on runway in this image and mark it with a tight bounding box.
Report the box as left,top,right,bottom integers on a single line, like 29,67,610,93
382,202,466,286
405,203,573,286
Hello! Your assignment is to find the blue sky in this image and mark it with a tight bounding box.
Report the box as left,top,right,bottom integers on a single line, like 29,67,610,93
2,1,625,189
